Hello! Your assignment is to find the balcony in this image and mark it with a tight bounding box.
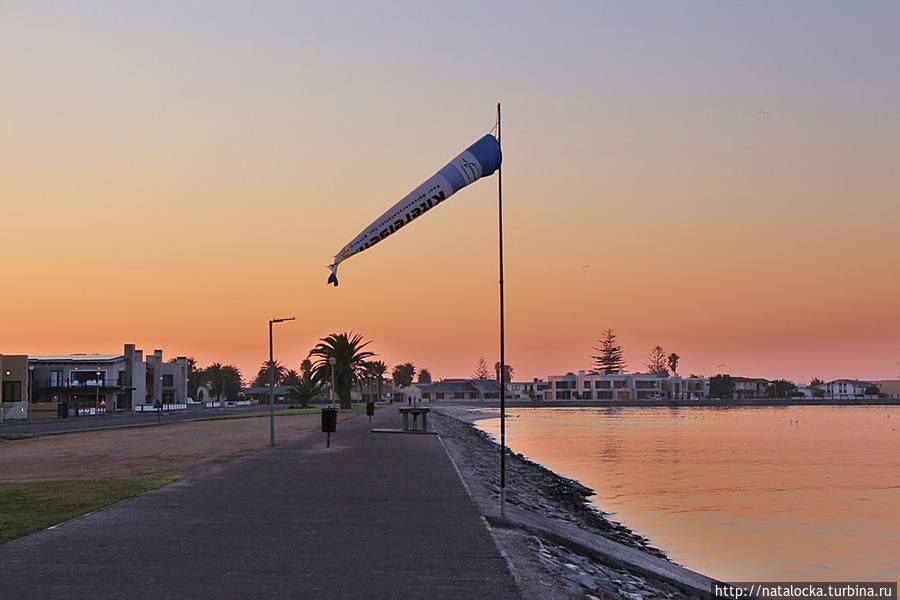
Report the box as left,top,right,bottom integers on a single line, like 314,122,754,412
34,379,133,391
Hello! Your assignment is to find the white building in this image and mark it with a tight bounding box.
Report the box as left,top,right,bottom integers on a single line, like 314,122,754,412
544,370,707,401
815,379,873,399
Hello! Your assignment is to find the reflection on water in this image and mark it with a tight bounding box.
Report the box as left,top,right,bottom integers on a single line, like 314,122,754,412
476,406,900,582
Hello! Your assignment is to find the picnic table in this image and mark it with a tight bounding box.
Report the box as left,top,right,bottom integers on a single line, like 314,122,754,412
398,407,431,433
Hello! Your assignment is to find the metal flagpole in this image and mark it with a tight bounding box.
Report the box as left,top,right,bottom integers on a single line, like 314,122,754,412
497,102,507,517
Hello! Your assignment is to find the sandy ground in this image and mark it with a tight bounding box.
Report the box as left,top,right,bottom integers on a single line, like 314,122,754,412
0,413,353,481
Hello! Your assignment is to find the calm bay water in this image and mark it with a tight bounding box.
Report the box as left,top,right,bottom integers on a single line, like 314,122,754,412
476,406,900,582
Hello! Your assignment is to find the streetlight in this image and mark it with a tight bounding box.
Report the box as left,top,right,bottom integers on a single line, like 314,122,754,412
328,356,337,408
96,370,101,416
28,365,34,423
269,316,296,447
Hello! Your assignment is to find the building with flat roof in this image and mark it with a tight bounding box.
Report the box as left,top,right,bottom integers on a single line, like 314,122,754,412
545,370,707,401
0,354,30,421
28,344,188,416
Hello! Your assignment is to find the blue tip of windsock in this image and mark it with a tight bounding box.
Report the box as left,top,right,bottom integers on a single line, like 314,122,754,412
327,265,339,287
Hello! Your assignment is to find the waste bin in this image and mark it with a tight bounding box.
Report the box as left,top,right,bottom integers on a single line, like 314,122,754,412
365,401,375,417
321,407,338,448
321,407,338,433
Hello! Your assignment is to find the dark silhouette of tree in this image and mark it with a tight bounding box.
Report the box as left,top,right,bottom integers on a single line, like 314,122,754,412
367,360,387,403
308,332,375,409
592,329,626,374
494,362,514,383
282,369,301,388
300,359,313,378
185,357,205,400
254,360,287,387
647,346,669,376
392,362,416,387
709,374,735,399
473,355,490,380
809,377,824,387
288,371,323,408
418,368,432,384
667,353,680,376
768,379,797,398
206,363,226,401
864,384,880,396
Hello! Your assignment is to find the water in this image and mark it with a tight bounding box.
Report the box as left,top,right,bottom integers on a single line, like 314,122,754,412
476,405,900,582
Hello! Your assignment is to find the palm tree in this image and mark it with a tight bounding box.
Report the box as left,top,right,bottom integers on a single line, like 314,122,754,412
254,360,287,387
308,332,376,409
288,372,323,408
367,360,388,403
667,353,680,376
282,369,301,387
206,363,225,401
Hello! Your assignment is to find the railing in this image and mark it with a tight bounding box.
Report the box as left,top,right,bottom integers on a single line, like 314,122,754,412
34,379,132,390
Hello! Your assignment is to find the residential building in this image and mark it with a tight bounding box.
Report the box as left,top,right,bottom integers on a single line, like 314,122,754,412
545,370,708,401
873,380,900,397
28,344,188,416
402,379,502,402
815,379,874,399
0,354,30,421
732,377,770,398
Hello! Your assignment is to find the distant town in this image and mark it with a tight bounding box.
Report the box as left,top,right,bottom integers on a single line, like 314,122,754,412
2,328,898,422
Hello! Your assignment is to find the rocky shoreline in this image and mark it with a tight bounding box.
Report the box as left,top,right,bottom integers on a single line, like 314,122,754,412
432,409,706,600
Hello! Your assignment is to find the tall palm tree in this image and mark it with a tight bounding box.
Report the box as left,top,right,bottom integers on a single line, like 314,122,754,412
254,360,287,387
367,360,388,403
667,353,680,376
308,332,376,409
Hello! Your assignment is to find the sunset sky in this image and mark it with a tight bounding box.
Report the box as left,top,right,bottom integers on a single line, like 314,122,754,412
2,2,899,383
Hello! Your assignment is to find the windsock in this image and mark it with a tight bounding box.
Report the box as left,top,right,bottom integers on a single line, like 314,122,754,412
327,133,502,286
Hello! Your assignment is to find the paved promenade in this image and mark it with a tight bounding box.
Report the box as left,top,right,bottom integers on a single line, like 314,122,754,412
0,407,521,599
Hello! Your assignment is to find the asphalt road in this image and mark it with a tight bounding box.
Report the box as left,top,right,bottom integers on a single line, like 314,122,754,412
0,404,271,436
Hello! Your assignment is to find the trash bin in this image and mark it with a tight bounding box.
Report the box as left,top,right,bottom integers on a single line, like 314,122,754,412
321,407,338,433
365,401,375,417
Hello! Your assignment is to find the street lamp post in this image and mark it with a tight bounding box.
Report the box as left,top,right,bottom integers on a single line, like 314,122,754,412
328,356,337,408
269,316,296,447
96,370,101,417
28,365,34,423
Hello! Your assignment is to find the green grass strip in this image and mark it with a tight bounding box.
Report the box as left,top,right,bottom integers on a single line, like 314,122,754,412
0,477,178,545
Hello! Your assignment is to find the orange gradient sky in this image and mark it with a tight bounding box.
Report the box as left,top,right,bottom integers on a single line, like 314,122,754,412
2,2,899,383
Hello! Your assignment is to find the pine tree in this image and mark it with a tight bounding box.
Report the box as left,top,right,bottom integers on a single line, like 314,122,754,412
647,345,669,376
591,329,626,374
473,355,490,380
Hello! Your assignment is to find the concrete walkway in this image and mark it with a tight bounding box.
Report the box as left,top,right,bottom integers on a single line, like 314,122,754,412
0,407,521,599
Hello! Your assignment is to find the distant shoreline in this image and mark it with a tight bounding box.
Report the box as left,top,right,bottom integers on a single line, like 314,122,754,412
428,397,900,410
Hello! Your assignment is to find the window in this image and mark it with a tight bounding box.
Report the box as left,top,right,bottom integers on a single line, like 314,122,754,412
422,392,431,400
484,392,499,399
453,392,465,399
580,391,593,400
555,390,571,400
582,381,592,389
554,381,571,389
468,392,478,399
162,374,174,387
435,393,444,399
50,370,64,386
635,381,657,389
597,390,613,400
2,381,22,402
595,380,612,389
614,380,627,389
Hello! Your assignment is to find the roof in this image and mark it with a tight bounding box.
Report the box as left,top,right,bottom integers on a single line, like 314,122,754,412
417,379,502,394
29,354,124,363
